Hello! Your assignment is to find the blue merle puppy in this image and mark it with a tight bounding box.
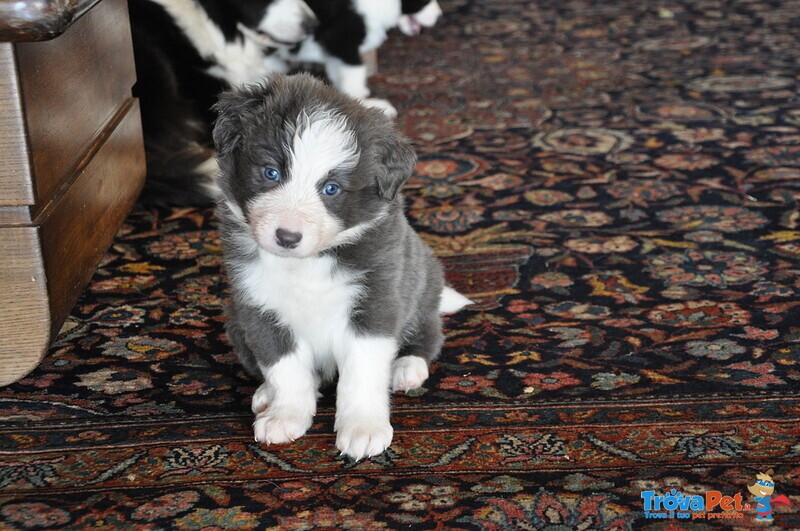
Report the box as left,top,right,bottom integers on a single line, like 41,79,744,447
213,74,470,460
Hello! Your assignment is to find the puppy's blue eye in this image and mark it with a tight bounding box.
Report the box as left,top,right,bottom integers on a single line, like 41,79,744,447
264,167,281,181
323,182,340,196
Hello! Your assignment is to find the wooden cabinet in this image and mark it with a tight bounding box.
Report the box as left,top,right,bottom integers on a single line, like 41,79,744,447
0,0,145,384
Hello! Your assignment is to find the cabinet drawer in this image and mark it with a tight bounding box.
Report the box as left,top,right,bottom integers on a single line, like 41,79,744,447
40,100,145,337
15,0,137,207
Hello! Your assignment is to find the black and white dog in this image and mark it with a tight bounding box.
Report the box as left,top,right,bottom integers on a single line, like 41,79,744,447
267,0,443,117
129,0,320,204
129,0,441,205
214,74,469,460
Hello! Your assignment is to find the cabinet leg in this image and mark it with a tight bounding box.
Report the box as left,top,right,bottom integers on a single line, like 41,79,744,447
0,228,51,386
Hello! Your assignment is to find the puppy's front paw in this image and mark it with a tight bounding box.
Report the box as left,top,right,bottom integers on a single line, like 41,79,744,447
335,417,393,461
251,382,271,414
253,408,313,445
361,98,398,118
392,355,429,393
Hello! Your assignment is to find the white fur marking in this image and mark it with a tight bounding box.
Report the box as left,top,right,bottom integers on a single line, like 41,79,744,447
291,109,361,177
247,109,360,257
195,156,219,178
326,61,370,99
329,212,387,248
259,0,316,44
392,355,429,392
334,336,396,460
361,98,398,118
234,250,363,359
399,1,442,36
287,39,328,64
251,381,270,414
253,348,318,444
235,240,397,457
414,1,443,27
275,1,424,109
440,286,472,313
196,157,222,199
225,200,247,223
150,0,311,86
352,0,401,52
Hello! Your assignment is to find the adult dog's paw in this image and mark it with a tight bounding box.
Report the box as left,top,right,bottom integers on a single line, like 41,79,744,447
392,355,429,393
335,417,394,461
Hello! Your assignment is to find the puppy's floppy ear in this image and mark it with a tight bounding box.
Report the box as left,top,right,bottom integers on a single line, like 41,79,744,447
376,131,417,200
212,87,261,159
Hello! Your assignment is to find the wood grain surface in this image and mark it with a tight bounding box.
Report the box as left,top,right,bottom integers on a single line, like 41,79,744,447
17,0,137,209
0,44,35,207
0,0,144,385
40,100,145,340
0,228,50,386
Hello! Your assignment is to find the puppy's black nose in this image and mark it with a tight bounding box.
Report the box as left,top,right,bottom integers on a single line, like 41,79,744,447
303,17,319,34
276,228,303,249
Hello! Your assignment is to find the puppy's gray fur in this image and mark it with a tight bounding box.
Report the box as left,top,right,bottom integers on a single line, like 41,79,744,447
214,74,467,460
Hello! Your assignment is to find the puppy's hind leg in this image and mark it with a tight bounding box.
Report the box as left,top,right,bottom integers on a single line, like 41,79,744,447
361,98,398,119
440,286,472,314
392,314,444,393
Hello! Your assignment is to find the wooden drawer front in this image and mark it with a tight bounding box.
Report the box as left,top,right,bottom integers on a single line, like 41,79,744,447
15,0,137,206
40,100,144,337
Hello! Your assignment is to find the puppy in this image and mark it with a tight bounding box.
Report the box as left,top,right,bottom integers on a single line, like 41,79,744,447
214,74,470,460
128,0,319,204
267,0,444,117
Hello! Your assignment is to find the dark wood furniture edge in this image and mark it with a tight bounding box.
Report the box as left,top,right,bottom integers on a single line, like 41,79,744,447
0,0,145,386
0,0,102,41
41,99,145,339
32,98,141,227
0,100,144,385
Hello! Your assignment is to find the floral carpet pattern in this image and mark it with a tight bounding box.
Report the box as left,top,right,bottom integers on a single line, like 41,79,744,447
2,0,800,528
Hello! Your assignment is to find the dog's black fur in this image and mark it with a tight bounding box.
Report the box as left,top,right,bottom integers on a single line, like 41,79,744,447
129,0,225,205
129,0,439,205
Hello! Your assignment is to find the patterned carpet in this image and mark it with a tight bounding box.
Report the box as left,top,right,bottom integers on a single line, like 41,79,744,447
3,0,800,528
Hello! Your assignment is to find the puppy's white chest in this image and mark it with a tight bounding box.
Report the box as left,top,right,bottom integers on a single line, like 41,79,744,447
237,252,361,352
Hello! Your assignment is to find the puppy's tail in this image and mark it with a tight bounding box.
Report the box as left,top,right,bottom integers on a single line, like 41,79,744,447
439,286,472,314
139,142,221,207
